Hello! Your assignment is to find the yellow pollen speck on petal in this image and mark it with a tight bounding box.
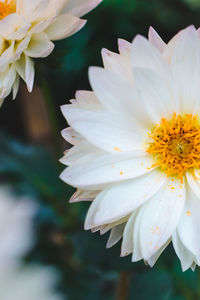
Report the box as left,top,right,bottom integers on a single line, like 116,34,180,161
114,147,122,152
120,171,123,175
151,226,160,234
179,195,182,197
141,163,144,166
186,210,192,216
147,113,200,180
0,0,15,20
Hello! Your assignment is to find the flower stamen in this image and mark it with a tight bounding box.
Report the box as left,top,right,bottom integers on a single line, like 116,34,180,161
0,0,15,20
147,113,200,181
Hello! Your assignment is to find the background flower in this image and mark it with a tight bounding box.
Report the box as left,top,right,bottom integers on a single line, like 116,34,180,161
0,0,102,104
0,186,63,299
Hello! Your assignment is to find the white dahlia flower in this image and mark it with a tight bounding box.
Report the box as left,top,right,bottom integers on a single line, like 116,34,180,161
0,0,102,103
0,266,63,300
60,25,200,271
0,187,36,267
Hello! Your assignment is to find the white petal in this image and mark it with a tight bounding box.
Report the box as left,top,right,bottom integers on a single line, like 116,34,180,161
15,35,31,60
138,178,185,260
60,152,153,189
131,35,169,79
60,141,102,166
177,185,200,265
148,27,166,53
186,170,200,199
75,90,99,106
69,189,98,203
0,41,15,71
164,26,200,114
12,75,20,100
0,14,30,40
89,67,157,127
106,223,125,248
24,33,54,58
146,239,170,267
132,67,178,124
25,56,34,92
101,48,133,81
85,169,165,227
61,127,82,145
121,211,137,257
61,104,145,152
132,206,144,262
45,14,86,41
172,230,194,271
118,39,131,56
62,0,102,17
15,54,35,92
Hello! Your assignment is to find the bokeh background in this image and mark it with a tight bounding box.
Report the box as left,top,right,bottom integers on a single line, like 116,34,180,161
1,0,200,299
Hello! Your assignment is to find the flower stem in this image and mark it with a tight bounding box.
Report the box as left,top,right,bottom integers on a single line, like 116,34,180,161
116,271,130,300
38,72,62,158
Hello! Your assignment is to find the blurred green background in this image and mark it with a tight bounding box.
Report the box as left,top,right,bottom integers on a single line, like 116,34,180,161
1,0,200,299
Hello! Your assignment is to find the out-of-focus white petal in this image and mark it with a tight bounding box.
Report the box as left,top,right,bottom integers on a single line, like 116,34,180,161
12,75,20,100
25,33,54,58
0,187,37,267
62,0,102,17
0,266,63,300
45,14,86,41
15,54,35,92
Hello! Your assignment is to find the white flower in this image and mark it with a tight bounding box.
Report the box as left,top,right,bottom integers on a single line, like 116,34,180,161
60,25,200,271
0,0,102,104
0,266,63,300
0,187,36,267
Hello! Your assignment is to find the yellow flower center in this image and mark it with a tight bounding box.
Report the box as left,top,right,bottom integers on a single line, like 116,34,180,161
0,0,15,20
147,113,200,181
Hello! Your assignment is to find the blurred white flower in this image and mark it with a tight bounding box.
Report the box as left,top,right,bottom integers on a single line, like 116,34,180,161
0,266,64,300
0,187,36,267
0,0,102,104
60,25,200,271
